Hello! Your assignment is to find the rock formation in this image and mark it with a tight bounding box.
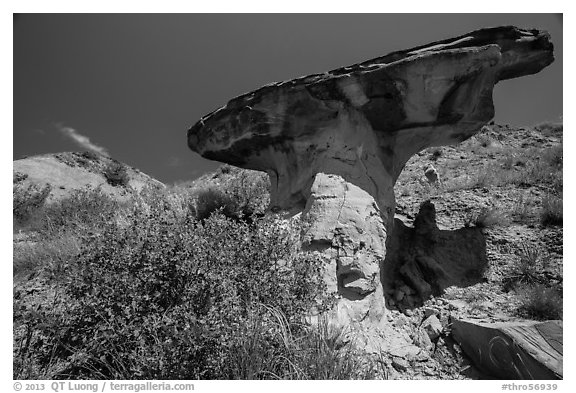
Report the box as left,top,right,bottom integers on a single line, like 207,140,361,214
187,26,554,324
452,319,563,379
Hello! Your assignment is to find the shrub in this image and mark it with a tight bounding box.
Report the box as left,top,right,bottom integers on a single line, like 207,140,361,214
429,148,442,161
515,284,562,321
79,151,100,161
194,187,239,220
13,172,29,184
502,243,546,291
541,195,562,226
465,207,508,228
534,121,563,136
103,161,129,187
475,134,493,148
34,187,120,237
193,170,270,221
13,193,332,379
13,183,52,225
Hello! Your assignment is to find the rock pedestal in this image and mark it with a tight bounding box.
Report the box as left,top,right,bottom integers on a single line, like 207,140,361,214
188,26,554,328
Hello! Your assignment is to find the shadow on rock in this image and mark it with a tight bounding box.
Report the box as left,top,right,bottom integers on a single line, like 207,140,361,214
383,200,488,311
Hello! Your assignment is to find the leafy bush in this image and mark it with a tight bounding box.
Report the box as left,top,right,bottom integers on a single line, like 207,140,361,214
103,161,129,187
13,183,52,225
194,187,239,221
193,168,270,221
13,192,333,379
515,284,562,320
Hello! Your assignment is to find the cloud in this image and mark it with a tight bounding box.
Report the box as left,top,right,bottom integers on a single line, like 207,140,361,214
55,124,109,156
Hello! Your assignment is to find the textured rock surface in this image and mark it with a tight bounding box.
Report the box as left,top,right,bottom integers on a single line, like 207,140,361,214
384,201,488,309
452,319,563,379
189,26,553,220
301,173,387,322
188,26,554,329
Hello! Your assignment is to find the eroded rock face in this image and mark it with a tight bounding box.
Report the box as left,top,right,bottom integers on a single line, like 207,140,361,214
452,319,563,379
189,26,553,219
188,26,554,326
301,174,387,322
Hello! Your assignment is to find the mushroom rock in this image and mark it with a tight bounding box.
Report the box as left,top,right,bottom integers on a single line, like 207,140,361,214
187,26,554,325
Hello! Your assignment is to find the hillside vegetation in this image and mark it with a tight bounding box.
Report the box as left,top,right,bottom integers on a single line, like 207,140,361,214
13,121,562,379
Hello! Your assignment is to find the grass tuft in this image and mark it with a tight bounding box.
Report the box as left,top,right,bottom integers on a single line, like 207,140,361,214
466,207,509,228
515,284,562,321
541,194,562,227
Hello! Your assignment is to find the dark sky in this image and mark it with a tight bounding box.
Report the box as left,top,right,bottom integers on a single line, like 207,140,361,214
13,14,563,184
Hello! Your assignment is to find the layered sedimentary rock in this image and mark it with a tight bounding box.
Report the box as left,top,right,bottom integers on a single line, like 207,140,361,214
188,26,554,322
452,319,563,379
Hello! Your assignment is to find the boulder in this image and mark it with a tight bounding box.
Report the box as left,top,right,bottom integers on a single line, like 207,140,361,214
452,318,562,379
424,164,440,184
422,315,443,341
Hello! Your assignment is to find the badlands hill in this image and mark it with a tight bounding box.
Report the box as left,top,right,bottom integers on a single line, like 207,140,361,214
13,151,164,204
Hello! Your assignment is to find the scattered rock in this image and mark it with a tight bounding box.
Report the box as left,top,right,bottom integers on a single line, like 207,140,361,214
392,357,410,372
413,327,434,353
422,315,443,340
446,299,469,311
423,307,438,318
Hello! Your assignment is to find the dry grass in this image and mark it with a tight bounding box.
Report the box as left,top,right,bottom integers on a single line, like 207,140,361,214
541,194,562,226
515,284,562,321
465,207,509,228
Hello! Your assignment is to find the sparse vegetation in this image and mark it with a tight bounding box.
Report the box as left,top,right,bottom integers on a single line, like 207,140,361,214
534,121,563,136
465,207,508,228
515,284,562,321
13,183,52,226
13,172,29,184
429,147,442,161
475,133,493,148
510,192,536,224
502,243,548,291
104,160,130,187
541,194,562,226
